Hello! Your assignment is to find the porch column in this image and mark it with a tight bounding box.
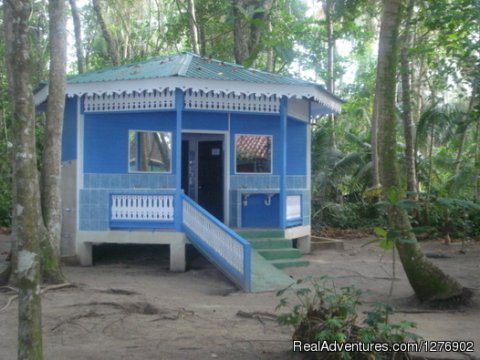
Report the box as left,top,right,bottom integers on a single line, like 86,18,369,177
279,96,288,229
175,89,184,230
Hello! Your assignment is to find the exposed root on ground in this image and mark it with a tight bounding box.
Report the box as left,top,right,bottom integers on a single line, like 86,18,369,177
69,300,194,320
0,282,74,313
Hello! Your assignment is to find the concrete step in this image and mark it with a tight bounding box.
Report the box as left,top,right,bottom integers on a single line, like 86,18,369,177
311,236,345,251
248,238,293,250
258,248,302,261
270,259,309,269
236,229,309,270
237,229,284,239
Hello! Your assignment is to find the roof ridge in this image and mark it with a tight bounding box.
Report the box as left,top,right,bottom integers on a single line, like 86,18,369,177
177,53,193,76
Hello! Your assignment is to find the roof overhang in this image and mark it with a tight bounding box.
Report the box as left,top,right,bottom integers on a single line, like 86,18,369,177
34,76,343,115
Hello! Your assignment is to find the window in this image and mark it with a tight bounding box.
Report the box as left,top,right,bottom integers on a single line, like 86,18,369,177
129,130,172,172
235,134,272,173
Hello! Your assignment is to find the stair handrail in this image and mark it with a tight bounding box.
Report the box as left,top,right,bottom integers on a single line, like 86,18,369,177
181,194,251,292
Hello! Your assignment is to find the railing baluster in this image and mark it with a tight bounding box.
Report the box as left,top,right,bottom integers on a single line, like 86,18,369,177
110,194,175,224
181,194,251,291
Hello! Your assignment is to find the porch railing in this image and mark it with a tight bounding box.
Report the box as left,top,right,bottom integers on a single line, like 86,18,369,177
109,193,175,228
181,194,252,292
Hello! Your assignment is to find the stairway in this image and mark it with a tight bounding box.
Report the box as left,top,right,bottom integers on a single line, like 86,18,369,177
237,229,309,269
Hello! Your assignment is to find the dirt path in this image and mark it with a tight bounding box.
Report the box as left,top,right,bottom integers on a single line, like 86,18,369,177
0,235,479,359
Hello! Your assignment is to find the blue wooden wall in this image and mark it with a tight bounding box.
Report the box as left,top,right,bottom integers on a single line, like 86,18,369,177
76,107,310,231
84,111,176,173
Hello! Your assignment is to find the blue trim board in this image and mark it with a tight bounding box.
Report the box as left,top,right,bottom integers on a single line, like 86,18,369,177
182,111,229,131
174,90,184,230
279,96,288,229
61,97,78,161
109,221,174,229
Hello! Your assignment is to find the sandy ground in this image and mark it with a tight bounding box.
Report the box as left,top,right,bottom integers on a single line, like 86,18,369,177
0,234,479,360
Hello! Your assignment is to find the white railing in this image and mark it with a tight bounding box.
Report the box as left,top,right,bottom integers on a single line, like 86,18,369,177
181,194,251,291
110,194,174,225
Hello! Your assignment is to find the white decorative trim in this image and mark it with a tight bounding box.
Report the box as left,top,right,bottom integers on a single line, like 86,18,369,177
287,98,310,122
110,194,174,222
35,77,342,115
185,90,279,113
84,90,174,113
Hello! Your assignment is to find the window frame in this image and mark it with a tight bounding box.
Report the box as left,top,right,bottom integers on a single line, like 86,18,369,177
234,134,273,175
128,129,173,174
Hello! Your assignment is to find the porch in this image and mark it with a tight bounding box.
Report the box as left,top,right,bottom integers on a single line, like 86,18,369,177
77,192,307,292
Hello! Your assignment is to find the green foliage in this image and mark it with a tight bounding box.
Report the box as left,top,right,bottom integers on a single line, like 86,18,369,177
375,187,480,240
416,193,480,239
313,202,384,229
277,277,420,360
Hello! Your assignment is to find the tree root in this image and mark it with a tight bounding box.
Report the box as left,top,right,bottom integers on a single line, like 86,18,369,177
0,282,74,313
51,309,101,331
236,310,278,324
425,287,474,309
90,287,139,295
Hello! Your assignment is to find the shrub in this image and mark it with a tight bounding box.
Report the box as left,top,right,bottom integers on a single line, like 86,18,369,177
313,202,386,229
277,277,420,359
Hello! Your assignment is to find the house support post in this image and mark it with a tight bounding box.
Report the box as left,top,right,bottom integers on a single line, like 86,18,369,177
279,96,288,229
77,241,92,265
170,239,187,272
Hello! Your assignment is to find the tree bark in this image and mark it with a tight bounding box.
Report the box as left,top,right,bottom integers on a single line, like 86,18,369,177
233,0,274,65
187,0,200,54
92,0,120,66
371,109,380,187
400,0,418,196
474,111,480,202
453,77,478,177
40,0,67,284
4,0,44,358
68,0,86,73
266,19,274,72
323,0,336,148
375,0,468,303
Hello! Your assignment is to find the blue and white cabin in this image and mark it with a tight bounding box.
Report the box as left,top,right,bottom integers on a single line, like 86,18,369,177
35,53,342,292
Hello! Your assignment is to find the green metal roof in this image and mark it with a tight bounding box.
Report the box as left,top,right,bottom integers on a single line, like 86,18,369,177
68,52,317,87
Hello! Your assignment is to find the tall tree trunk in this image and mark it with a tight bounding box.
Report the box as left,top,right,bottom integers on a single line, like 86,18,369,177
68,0,86,73
323,0,336,148
371,103,380,188
400,0,417,196
375,0,468,303
453,78,478,177
474,112,480,202
232,0,274,65
5,1,44,358
266,19,274,72
233,0,251,64
40,0,67,284
92,0,120,66
426,121,434,195
187,0,200,54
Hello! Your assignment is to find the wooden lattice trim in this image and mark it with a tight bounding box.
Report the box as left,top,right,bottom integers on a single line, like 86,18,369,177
185,90,280,113
84,90,175,113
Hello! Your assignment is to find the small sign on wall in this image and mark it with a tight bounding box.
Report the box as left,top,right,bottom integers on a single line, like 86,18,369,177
286,195,302,220
211,148,221,156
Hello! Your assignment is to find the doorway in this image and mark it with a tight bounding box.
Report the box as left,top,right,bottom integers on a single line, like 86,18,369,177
182,133,225,222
